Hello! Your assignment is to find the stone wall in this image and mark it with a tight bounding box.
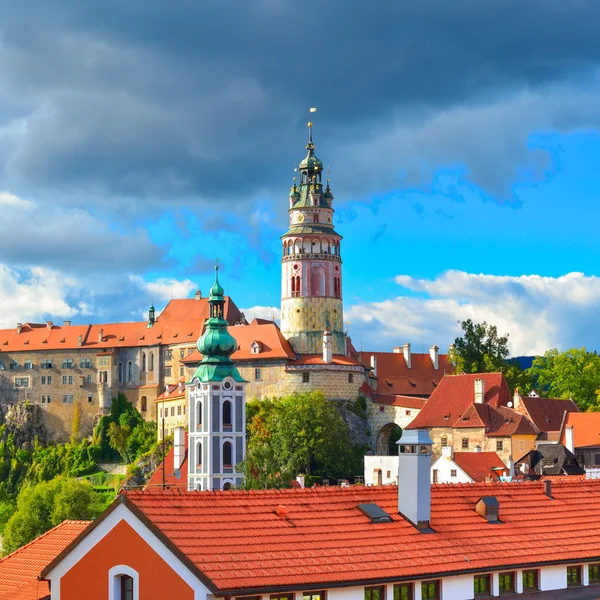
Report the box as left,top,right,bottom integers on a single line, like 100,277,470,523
428,426,511,464
369,402,422,454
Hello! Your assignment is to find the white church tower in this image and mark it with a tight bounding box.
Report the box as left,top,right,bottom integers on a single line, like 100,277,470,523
187,267,247,491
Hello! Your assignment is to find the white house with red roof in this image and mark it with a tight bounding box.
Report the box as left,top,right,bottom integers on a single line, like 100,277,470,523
431,447,510,484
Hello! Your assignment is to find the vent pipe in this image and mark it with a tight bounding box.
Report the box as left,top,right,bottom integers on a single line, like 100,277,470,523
429,345,439,370
474,378,485,404
403,343,411,369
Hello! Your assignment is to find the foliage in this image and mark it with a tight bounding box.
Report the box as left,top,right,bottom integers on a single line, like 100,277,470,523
529,348,600,411
503,359,534,396
241,391,361,489
2,477,109,555
449,319,510,374
70,403,81,444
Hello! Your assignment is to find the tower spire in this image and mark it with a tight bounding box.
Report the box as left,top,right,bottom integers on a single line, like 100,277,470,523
308,121,313,146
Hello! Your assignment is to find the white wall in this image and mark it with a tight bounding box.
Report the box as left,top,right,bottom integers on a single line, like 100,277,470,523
540,564,567,591
364,455,399,485
431,454,472,484
442,574,474,599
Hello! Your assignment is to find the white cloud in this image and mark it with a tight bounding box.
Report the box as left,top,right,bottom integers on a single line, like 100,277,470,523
131,275,197,304
346,271,600,356
0,191,33,208
241,305,280,324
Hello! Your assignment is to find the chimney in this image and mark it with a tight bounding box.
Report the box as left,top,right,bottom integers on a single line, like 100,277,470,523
63,320,71,327
403,343,411,369
46,321,53,330
16,323,22,334
393,346,402,354
441,445,453,459
370,354,377,377
77,335,83,348
173,427,186,471
397,429,433,530
98,328,104,343
474,445,483,453
429,345,439,370
507,456,514,482
565,424,575,453
476,497,500,523
544,480,553,499
474,378,485,404
296,474,305,489
323,329,332,364
195,290,202,300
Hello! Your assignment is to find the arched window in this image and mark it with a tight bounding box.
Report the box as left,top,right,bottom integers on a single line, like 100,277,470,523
314,213,319,223
148,352,154,372
118,362,123,383
197,441,202,467
140,396,147,412
223,482,232,491
121,575,133,600
334,277,341,299
197,401,202,426
223,441,232,467
223,401,232,428
141,353,146,372
108,565,138,600
127,361,133,382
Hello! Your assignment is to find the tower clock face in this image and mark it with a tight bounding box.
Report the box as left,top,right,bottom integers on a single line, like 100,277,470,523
296,214,305,223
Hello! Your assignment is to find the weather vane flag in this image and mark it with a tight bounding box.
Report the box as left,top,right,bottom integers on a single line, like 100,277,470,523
310,107,317,113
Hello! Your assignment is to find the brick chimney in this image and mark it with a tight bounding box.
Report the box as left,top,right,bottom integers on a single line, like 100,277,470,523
474,378,485,404
173,427,186,471
77,335,83,348
429,345,439,370
63,320,71,327
403,343,411,369
397,429,433,530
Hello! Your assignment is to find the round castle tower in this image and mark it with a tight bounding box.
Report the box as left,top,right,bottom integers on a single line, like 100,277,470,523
280,123,345,355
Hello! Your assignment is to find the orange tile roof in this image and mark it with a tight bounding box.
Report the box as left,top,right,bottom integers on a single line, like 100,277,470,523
560,412,600,448
287,354,362,367
155,383,186,402
146,440,188,490
366,391,426,410
0,520,89,600
360,351,452,397
108,478,600,594
451,452,507,481
407,373,512,429
516,393,579,433
158,296,245,324
452,403,538,437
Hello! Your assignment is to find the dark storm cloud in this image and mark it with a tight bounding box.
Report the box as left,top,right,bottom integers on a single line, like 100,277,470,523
1,0,600,210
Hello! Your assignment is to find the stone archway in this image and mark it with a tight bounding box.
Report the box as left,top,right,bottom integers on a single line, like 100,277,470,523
376,423,403,455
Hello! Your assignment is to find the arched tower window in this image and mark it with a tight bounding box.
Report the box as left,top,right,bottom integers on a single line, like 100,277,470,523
141,352,146,372
291,275,300,297
197,401,202,426
149,352,154,371
311,266,326,297
334,277,341,299
120,575,134,600
223,400,232,428
314,213,319,223
197,441,202,467
223,441,232,467
118,362,123,383
127,361,133,382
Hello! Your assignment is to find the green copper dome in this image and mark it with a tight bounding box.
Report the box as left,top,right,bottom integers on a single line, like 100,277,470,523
289,182,300,198
324,181,334,199
193,267,245,383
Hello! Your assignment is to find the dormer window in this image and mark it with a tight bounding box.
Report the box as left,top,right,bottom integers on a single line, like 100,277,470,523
250,341,261,355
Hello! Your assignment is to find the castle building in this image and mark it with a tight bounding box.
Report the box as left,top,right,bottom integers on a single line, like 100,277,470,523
186,268,246,491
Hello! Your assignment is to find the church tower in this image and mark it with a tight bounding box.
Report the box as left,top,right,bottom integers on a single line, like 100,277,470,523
187,267,247,491
280,123,345,355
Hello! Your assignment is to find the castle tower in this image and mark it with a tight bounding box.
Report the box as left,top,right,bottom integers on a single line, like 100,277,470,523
187,267,247,491
280,123,345,355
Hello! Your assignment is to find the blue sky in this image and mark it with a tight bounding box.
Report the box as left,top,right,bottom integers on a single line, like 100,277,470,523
1,1,600,355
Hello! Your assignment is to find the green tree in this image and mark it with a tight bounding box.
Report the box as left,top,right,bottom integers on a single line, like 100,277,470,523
107,422,132,463
529,348,600,411
449,319,510,374
2,477,104,554
503,360,534,396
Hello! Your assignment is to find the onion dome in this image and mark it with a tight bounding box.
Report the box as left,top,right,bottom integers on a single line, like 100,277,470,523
289,181,300,199
324,180,334,200
299,122,323,171
209,265,225,299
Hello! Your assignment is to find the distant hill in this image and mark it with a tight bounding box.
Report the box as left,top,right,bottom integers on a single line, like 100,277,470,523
510,356,536,370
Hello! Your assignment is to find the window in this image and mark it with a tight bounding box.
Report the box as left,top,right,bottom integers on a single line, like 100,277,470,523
440,437,447,447
62,375,67,384
223,400,232,428
522,570,538,591
159,408,163,419
87,395,93,403
270,595,293,600
149,352,154,371
364,586,385,600
80,359,92,368
164,366,172,377
393,583,412,600
118,362,123,383
141,353,146,372
405,410,411,416
0,359,4,370
496,440,503,451
567,565,582,587
179,366,184,377
23,360,32,370
379,405,385,413
223,441,232,467
15,378,29,388
302,372,310,383
348,373,354,383
303,592,326,600
42,375,52,385
61,359,75,368
170,406,175,417
474,574,491,596
42,395,47,404
120,574,134,600
86,374,92,384
498,571,514,593
421,580,440,600
450,469,457,478
180,348,185,359
177,405,181,416
62,395,73,404
9,361,19,370
254,368,262,380
197,401,203,426
127,361,133,382
518,439,524,451
589,563,600,583
432,469,439,483
165,349,173,361
68,376,73,385
462,438,469,449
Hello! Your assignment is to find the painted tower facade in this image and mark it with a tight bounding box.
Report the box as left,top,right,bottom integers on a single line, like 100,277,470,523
280,124,345,355
187,267,246,491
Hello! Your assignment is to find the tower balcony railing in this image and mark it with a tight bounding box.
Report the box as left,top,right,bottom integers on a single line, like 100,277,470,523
282,252,341,262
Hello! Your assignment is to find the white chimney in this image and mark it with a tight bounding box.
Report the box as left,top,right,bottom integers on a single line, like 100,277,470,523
46,321,53,330
393,346,402,354
403,343,411,369
296,474,305,489
474,445,482,453
323,329,332,364
429,345,439,370
16,323,22,334
474,378,485,404
565,424,575,453
441,445,453,459
397,429,432,530
195,290,202,300
98,328,104,343
370,354,377,377
507,456,514,481
173,427,186,471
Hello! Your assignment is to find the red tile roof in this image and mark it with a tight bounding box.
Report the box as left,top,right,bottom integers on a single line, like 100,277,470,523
515,393,579,433
155,383,186,402
452,403,538,437
0,520,89,600
560,412,600,448
369,393,426,410
157,296,245,324
110,479,600,594
360,351,452,397
451,452,507,481
286,354,362,367
146,439,188,490
407,373,512,429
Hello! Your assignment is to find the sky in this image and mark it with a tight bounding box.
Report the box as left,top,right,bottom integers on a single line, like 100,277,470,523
1,0,600,356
